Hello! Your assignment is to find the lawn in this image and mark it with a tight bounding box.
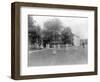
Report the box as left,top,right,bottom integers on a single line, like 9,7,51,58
28,46,88,66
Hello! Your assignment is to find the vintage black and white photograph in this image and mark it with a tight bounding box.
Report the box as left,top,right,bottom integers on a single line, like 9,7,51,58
28,15,88,67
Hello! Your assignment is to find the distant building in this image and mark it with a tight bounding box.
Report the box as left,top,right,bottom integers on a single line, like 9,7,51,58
80,39,88,46
73,34,88,47
73,35,80,46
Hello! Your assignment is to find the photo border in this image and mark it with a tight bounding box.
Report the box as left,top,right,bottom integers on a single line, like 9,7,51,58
11,2,98,80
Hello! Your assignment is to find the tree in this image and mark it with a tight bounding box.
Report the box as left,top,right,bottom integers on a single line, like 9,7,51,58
43,18,63,46
42,29,51,47
28,16,35,29
61,27,73,45
28,16,41,47
44,19,62,32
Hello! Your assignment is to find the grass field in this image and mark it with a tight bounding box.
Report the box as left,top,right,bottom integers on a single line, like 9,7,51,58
28,46,88,66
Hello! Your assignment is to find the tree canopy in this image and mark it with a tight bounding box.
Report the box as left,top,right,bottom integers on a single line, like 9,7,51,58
28,16,41,45
43,18,63,42
61,27,73,44
44,18,63,32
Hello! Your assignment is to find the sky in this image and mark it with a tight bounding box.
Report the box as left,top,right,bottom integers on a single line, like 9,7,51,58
30,15,88,39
